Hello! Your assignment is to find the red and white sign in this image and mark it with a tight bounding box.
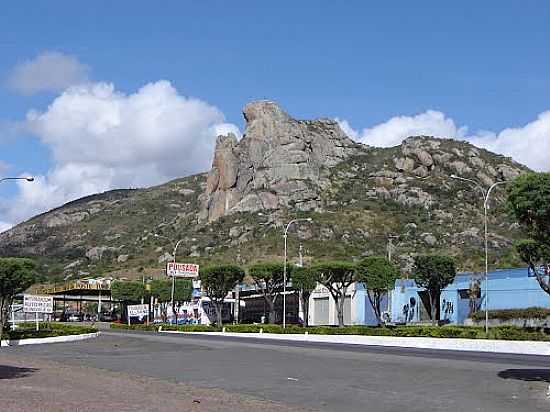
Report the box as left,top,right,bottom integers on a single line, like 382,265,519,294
166,262,199,278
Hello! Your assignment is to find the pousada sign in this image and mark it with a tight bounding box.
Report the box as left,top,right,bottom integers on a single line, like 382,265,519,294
166,262,199,278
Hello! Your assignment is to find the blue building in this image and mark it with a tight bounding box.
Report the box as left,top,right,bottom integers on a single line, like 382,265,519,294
308,268,549,326
391,268,550,325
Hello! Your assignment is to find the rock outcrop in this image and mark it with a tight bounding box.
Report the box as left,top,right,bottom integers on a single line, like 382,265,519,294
199,101,362,222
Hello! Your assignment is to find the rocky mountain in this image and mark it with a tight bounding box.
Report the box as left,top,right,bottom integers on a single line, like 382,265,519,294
0,101,529,281
201,101,361,222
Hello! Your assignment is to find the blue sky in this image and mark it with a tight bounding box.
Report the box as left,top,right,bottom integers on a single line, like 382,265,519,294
1,1,549,229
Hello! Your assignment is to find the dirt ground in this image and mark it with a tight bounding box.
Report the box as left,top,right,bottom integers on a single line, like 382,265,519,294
0,352,309,412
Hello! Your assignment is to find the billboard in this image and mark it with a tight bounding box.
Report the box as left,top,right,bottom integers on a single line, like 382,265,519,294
23,294,54,314
166,262,199,278
127,304,149,317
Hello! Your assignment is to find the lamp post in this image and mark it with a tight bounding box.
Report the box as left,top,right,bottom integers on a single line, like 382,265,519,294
283,218,313,329
450,174,508,334
0,177,34,184
154,234,184,322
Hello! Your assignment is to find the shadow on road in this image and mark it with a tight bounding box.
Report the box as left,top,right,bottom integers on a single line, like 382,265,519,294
498,369,550,383
0,365,38,380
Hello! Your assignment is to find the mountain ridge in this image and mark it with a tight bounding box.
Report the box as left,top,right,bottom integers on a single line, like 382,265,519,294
0,102,529,280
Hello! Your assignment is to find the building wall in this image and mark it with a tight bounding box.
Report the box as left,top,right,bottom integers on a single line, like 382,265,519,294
393,268,550,325
307,268,549,327
309,283,359,326
308,282,389,326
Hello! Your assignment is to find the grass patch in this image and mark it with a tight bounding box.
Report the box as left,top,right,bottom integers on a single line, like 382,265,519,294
5,322,97,340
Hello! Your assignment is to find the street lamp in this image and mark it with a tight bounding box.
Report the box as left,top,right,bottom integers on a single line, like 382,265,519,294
283,218,313,329
0,176,34,183
450,174,508,334
154,233,184,320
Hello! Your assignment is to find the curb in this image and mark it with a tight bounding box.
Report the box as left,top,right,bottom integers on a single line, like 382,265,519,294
160,331,550,356
1,332,100,347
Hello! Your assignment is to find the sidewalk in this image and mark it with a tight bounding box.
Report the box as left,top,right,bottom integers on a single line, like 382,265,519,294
161,330,550,356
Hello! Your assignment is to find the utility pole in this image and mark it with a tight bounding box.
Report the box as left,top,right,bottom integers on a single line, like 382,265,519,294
283,218,313,329
387,235,399,262
450,174,508,334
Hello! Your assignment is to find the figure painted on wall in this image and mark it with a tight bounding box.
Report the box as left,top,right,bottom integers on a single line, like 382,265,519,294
401,297,417,323
402,303,409,322
468,277,482,317
442,299,454,320
408,297,416,322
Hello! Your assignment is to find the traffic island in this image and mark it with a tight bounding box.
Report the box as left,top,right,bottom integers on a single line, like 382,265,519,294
1,323,99,347
162,331,550,356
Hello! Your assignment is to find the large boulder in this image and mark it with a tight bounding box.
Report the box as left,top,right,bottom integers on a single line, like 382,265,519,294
200,100,362,222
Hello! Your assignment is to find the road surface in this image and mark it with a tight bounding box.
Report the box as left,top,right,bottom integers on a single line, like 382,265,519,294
1,329,549,411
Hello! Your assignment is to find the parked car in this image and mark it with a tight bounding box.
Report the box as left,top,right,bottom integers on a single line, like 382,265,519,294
99,312,115,322
67,313,82,322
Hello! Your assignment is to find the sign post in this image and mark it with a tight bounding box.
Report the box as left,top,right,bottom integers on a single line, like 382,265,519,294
127,304,149,325
23,295,54,331
166,263,199,325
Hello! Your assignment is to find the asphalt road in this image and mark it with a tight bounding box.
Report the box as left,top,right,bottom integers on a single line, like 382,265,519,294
4,330,550,411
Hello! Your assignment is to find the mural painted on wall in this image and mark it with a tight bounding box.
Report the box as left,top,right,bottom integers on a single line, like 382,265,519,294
401,297,417,323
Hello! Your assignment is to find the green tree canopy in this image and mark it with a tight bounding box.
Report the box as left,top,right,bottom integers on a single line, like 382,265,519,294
249,261,293,324
150,279,172,303
291,266,318,294
356,256,400,325
200,264,244,327
310,261,356,327
413,255,456,325
507,172,550,294
0,258,39,340
149,278,192,323
111,281,145,303
291,266,318,327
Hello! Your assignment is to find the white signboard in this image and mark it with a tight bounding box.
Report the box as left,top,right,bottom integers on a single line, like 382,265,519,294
127,304,149,317
166,262,199,278
23,294,54,314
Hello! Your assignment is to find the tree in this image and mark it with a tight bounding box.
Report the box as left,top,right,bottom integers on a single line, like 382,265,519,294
310,261,356,327
507,172,550,295
0,258,38,341
150,279,171,323
291,266,318,327
150,279,192,323
356,256,400,326
171,279,193,324
249,262,291,324
199,264,244,327
111,280,144,322
412,255,456,326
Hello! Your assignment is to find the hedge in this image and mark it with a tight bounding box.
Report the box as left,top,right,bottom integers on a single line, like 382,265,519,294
6,322,97,340
471,307,550,321
111,323,549,341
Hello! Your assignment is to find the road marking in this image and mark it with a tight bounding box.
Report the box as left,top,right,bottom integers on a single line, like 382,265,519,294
287,377,299,381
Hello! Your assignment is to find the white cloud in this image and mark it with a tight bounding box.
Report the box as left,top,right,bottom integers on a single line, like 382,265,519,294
339,110,550,172
7,51,90,95
338,110,468,148
1,80,238,226
0,160,9,174
468,111,550,173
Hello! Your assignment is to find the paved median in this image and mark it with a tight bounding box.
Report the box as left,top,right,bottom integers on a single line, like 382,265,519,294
161,330,550,356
